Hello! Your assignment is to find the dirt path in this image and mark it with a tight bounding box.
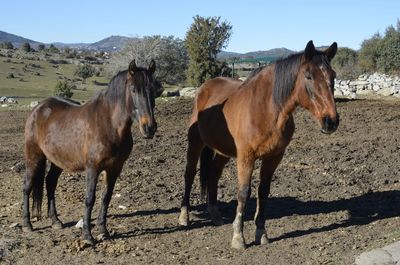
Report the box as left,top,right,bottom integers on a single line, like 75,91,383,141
0,97,399,265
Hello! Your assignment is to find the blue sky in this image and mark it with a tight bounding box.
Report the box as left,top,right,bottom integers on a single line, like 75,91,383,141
1,0,399,53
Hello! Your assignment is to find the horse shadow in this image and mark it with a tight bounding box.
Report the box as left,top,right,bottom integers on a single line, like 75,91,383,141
111,190,400,241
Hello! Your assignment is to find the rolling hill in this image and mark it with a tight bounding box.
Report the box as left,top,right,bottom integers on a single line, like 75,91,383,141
1,30,299,60
0,30,42,48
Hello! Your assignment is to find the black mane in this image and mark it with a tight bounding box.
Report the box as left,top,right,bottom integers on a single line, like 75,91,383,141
272,53,303,106
103,66,149,106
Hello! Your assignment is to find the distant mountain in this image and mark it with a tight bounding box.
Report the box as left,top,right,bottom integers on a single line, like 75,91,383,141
89,35,134,51
0,30,42,48
1,30,322,61
218,47,295,61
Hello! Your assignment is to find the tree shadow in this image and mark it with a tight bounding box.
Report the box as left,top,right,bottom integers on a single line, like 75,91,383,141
109,190,400,241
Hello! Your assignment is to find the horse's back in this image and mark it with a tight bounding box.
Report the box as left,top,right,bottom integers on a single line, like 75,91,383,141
24,97,89,171
195,77,242,112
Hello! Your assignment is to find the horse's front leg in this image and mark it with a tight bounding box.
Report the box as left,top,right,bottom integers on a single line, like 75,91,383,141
254,153,284,245
97,166,122,240
83,168,99,245
231,154,255,249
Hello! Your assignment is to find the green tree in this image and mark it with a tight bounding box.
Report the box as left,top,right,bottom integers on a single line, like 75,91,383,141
358,33,382,73
185,15,232,86
54,81,75,98
376,23,400,74
75,64,95,83
37,44,45,51
21,42,31,52
331,47,360,79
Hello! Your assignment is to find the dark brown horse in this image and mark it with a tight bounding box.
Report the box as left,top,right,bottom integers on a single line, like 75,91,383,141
23,60,161,245
179,41,339,249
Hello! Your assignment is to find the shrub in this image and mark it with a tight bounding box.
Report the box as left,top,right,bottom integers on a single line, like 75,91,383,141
74,64,95,83
37,44,45,51
54,81,75,98
21,42,31,52
0,41,14,49
47,44,59,53
331,47,360,79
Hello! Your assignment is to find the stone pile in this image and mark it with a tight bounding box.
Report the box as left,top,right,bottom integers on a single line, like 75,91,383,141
335,73,400,99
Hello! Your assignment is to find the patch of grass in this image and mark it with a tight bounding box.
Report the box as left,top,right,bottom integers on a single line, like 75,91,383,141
0,56,110,103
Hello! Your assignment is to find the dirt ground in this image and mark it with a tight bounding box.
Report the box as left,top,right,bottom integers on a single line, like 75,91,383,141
0,97,399,265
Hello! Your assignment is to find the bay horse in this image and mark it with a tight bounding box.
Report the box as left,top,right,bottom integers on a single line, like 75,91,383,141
23,60,161,245
179,41,339,249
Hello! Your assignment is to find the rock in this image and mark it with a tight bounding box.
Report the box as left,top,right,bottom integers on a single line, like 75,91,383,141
357,90,376,96
382,241,400,262
377,87,394,97
166,90,180,97
349,80,368,87
334,89,343,97
355,248,395,265
118,205,127,210
179,87,197,98
75,218,83,228
30,101,39,108
11,162,25,173
9,222,20,228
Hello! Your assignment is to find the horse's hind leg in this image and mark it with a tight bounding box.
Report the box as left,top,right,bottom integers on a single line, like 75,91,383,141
206,153,229,226
23,151,46,232
254,153,284,245
179,123,204,227
46,163,63,229
97,165,122,240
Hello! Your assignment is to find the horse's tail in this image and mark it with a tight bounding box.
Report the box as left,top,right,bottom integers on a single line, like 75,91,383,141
200,146,214,201
31,160,46,219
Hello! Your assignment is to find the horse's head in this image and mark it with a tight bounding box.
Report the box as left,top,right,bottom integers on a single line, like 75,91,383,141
296,41,339,134
126,59,160,139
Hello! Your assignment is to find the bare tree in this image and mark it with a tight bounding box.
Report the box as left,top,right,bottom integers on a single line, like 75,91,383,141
108,36,188,85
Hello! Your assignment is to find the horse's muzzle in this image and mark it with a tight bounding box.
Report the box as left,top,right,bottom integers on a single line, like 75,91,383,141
321,115,339,134
140,122,157,139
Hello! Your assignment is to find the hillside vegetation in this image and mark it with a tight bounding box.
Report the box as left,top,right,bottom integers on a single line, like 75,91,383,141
0,48,109,105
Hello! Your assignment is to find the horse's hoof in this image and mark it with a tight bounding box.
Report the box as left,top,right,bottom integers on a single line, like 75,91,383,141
83,237,95,246
211,217,224,226
97,232,110,241
22,225,33,233
178,211,189,227
208,205,223,226
52,220,64,230
231,236,246,250
255,229,269,245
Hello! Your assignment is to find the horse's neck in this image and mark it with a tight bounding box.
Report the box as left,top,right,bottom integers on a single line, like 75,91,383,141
97,88,133,136
244,67,297,133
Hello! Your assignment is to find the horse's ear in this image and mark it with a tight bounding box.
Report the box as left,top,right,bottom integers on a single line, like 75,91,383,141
148,59,156,75
129,59,137,76
325,42,338,61
304,40,315,61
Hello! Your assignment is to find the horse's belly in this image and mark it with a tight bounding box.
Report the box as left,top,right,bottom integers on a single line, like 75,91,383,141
198,119,237,158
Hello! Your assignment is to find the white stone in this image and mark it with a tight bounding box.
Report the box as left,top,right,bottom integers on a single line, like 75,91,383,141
355,248,395,265
75,218,83,228
179,87,198,98
30,101,39,108
377,87,394,97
